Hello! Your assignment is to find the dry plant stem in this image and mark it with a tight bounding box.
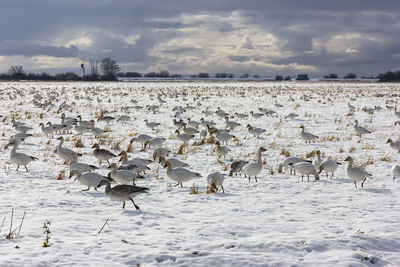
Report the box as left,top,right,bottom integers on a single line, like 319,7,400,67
6,209,14,239
98,218,110,234
17,209,26,236
0,217,5,235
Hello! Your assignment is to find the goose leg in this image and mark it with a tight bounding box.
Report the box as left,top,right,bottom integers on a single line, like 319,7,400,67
248,176,251,183
301,175,303,182
330,172,334,179
16,165,20,171
131,199,140,210
106,160,110,165
174,182,180,187
307,175,310,182
361,178,366,188
25,166,29,171
122,201,126,209
82,186,90,191
326,172,329,178
255,176,258,183
180,182,183,187
221,185,225,193
354,181,357,188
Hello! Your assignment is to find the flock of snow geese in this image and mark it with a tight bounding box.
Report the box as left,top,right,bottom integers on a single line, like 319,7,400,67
4,85,400,210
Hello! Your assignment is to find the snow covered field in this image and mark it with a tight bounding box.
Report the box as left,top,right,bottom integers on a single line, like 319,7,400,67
0,81,399,266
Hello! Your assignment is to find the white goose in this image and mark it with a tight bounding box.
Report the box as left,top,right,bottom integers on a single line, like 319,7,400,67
354,120,371,137
387,139,400,152
98,179,149,209
144,119,160,130
39,122,55,138
182,125,199,135
108,163,144,185
56,137,81,164
92,144,117,165
225,116,241,130
69,156,98,173
89,120,105,137
278,157,311,175
207,172,225,193
243,147,267,182
344,156,372,188
300,125,319,143
69,170,109,191
313,150,322,171
175,130,195,144
130,134,152,148
392,165,400,181
5,141,38,171
246,124,266,138
158,156,189,168
144,137,166,148
289,162,319,182
213,141,231,160
164,161,201,187
319,159,341,179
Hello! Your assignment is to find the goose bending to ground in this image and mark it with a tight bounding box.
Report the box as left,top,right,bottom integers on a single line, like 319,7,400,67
345,156,372,188
92,144,117,165
243,147,267,182
213,141,231,160
13,123,32,134
164,161,201,187
387,139,400,152
300,125,319,143
98,179,149,209
57,137,81,164
130,134,152,148
108,163,144,185
354,120,371,137
289,162,319,182
152,147,171,162
207,172,225,193
278,157,311,174
119,151,153,166
69,170,109,191
144,137,166,148
229,159,248,176
285,113,299,119
5,141,38,171
39,122,55,138
182,125,199,135
144,119,160,130
246,124,266,138
319,160,341,179
69,156,98,173
175,130,195,144
234,112,248,119
158,156,189,168
392,165,400,181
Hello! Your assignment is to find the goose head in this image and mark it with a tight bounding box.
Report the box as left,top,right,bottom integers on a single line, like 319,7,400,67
387,139,393,144
39,122,44,127
5,140,18,149
163,160,172,169
57,136,64,141
258,147,267,153
92,143,100,149
69,170,81,180
108,163,118,170
344,156,353,163
300,125,305,130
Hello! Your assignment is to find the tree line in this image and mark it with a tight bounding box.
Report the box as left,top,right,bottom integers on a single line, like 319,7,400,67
1,57,400,82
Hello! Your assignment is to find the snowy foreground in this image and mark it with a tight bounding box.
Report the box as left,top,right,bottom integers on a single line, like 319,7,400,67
0,81,399,266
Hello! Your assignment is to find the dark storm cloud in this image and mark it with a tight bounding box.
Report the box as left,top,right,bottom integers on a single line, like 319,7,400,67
0,0,399,76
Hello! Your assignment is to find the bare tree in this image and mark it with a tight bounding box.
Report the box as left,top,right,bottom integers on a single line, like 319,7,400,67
89,59,99,78
8,65,25,76
100,57,120,78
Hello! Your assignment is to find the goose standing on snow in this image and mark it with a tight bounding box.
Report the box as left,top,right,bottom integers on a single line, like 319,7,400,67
144,137,166,148
39,122,55,138
278,156,311,175
246,124,266,138
207,172,225,193
289,162,319,182
98,179,149,209
392,165,400,180
354,120,371,137
144,119,160,130
175,130,195,144
56,137,81,164
164,161,201,187
130,134,152,148
300,125,319,143
5,141,38,171
69,156,98,173
92,144,117,165
213,141,231,160
313,150,322,171
344,156,372,188
387,139,400,152
243,147,267,182
319,159,341,179
69,170,109,191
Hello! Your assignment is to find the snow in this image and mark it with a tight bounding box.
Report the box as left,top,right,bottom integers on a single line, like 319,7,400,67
0,81,399,266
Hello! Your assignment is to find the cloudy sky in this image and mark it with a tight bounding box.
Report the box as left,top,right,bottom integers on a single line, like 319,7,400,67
0,0,399,77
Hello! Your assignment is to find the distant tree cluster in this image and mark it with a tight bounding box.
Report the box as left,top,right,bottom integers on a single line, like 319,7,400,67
377,70,400,82
0,65,81,81
215,73,234,78
323,73,338,79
